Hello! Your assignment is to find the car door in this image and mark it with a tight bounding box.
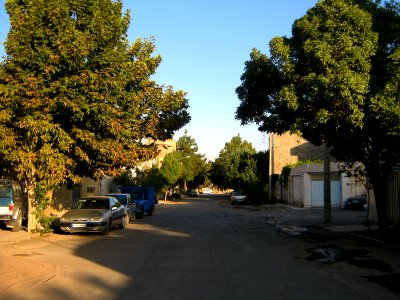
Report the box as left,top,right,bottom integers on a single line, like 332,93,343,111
126,195,134,216
109,198,121,226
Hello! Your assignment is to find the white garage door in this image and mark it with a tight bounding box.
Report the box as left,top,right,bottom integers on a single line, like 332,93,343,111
311,180,341,207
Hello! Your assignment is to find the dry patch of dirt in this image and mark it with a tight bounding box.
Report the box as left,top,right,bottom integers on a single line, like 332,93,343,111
0,246,59,298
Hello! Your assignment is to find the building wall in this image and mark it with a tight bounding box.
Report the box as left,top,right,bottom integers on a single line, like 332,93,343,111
303,173,312,208
136,139,176,171
47,186,73,216
288,163,368,208
271,133,327,175
341,174,368,204
289,174,305,207
386,168,400,224
270,133,338,200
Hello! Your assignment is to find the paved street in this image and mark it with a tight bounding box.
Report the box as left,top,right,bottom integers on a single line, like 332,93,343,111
0,196,399,300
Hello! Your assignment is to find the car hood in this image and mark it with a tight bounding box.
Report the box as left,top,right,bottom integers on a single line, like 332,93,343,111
61,209,107,219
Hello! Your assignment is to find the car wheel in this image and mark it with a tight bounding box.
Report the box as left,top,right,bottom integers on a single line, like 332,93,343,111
129,212,135,223
119,215,127,229
135,207,144,219
147,205,154,216
102,220,111,235
11,209,23,232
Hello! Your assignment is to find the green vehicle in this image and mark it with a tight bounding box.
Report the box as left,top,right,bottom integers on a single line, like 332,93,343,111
0,179,27,232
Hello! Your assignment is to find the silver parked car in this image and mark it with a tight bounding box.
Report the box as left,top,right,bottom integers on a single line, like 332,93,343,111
59,196,127,235
106,193,136,222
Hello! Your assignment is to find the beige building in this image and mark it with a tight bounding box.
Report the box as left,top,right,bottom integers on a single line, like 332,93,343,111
269,132,327,200
269,132,326,176
269,132,367,209
135,139,176,171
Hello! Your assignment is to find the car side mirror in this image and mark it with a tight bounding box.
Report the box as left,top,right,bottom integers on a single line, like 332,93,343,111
111,206,118,211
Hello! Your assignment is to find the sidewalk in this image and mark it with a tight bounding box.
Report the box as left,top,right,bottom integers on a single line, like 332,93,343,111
0,227,42,246
254,204,383,238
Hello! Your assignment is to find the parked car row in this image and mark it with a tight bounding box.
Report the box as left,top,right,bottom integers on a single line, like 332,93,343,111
105,193,136,222
59,196,127,235
58,187,158,235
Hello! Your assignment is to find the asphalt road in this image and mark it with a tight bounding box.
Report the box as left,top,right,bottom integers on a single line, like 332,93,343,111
0,196,398,300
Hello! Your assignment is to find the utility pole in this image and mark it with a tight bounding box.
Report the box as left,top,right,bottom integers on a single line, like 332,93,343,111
323,141,332,223
268,133,274,201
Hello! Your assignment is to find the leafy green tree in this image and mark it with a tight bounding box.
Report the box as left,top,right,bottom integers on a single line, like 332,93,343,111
236,0,399,227
255,151,269,187
160,152,184,198
188,160,211,191
0,0,190,231
140,167,168,196
210,135,265,201
112,169,136,187
176,133,208,191
157,133,208,198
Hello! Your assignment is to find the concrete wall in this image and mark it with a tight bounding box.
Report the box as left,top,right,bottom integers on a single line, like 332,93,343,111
289,163,367,208
48,186,74,217
289,174,304,207
303,173,312,208
270,133,336,201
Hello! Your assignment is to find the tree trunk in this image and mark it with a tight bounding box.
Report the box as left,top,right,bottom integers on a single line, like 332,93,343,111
323,141,331,224
26,183,39,233
370,176,389,231
164,190,169,202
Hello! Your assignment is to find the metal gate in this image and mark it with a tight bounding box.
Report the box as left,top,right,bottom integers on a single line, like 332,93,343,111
311,180,341,207
386,168,400,225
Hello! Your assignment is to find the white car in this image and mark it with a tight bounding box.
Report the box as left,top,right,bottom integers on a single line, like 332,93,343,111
202,188,213,194
231,191,247,204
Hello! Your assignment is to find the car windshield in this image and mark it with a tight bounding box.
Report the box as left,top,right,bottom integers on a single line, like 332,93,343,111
72,199,109,210
110,195,127,205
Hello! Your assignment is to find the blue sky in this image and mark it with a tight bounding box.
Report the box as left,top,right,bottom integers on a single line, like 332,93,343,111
0,0,318,161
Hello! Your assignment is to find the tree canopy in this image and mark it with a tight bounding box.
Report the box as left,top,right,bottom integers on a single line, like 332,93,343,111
210,135,267,201
0,0,190,231
176,133,208,189
236,0,400,226
160,133,208,193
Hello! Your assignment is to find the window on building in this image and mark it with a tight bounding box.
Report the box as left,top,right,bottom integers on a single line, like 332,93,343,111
87,187,95,196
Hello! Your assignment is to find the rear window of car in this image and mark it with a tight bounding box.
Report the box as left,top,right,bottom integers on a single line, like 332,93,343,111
0,184,10,198
232,191,243,196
